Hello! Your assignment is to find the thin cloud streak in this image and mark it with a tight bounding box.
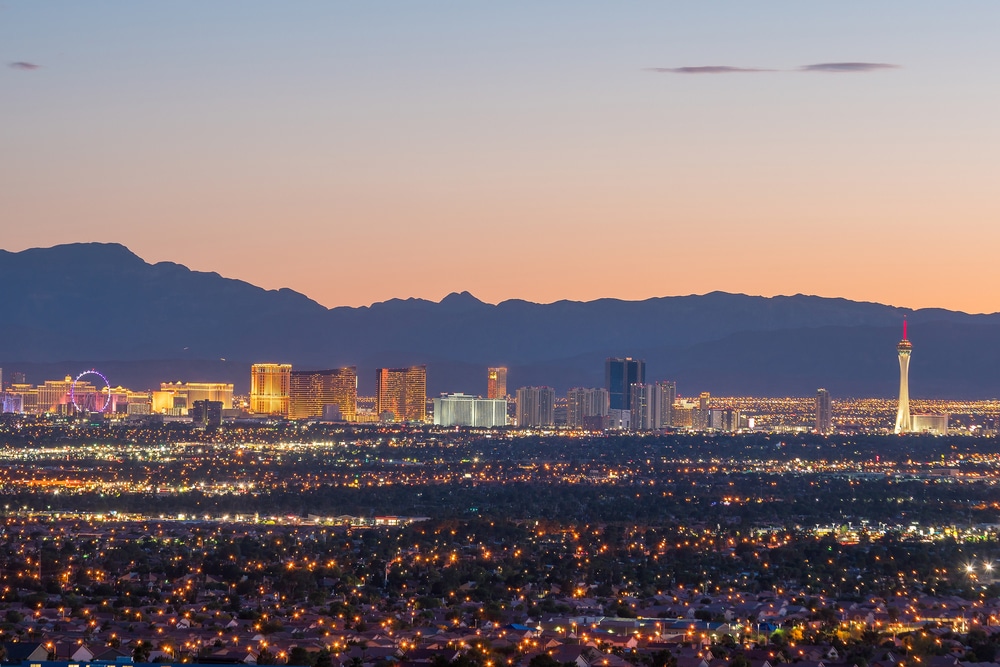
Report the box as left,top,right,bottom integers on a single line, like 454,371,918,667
8,61,41,70
648,66,773,74
649,63,900,75
801,62,899,72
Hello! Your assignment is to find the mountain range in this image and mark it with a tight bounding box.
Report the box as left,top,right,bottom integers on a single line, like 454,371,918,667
1,242,999,398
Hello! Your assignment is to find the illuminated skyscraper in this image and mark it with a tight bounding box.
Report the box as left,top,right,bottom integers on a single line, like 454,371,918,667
631,381,679,431
515,386,555,428
566,387,609,428
815,388,833,434
433,393,507,427
605,357,645,411
629,380,677,431
894,320,912,434
696,391,711,429
657,381,677,428
708,407,741,432
487,367,508,399
250,363,291,416
671,400,697,428
289,367,358,421
629,383,654,430
375,366,427,422
153,382,234,413
38,376,76,413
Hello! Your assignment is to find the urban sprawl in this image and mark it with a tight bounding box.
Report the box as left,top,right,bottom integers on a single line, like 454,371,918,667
1,331,1000,667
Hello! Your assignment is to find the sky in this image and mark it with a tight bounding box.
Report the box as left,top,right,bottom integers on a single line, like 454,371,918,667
3,2,1000,312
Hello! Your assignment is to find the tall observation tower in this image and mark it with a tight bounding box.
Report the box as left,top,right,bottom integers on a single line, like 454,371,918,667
894,319,912,434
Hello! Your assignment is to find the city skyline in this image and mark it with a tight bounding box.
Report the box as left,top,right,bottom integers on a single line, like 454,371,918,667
1,339,963,435
5,4,1000,312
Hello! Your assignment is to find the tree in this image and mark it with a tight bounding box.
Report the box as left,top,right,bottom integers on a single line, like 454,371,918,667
529,655,561,667
314,648,333,667
133,641,152,663
860,629,883,647
288,647,313,666
646,651,676,667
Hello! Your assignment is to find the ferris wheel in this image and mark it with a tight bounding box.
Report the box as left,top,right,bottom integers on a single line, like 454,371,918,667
70,369,112,413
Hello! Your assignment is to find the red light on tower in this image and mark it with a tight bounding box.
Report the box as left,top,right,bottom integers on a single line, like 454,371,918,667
903,318,908,341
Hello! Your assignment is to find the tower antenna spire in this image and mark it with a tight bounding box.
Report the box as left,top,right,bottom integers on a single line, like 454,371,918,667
895,318,912,434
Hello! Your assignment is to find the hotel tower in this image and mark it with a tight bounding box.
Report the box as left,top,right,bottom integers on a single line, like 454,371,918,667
375,366,427,422
251,363,292,416
894,320,912,434
487,367,507,400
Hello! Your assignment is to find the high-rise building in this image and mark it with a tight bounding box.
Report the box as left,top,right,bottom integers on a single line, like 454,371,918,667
375,366,427,422
515,386,555,428
433,393,507,428
191,400,223,428
1,392,23,414
696,392,711,429
708,407,741,432
487,367,508,400
894,321,912,434
250,363,291,416
566,387,610,428
671,400,697,429
184,382,232,407
38,376,77,414
289,367,358,421
5,384,37,414
657,381,677,429
629,383,654,430
815,388,833,434
630,382,677,431
153,382,234,414
102,386,147,415
125,391,152,416
605,357,645,411
912,413,948,435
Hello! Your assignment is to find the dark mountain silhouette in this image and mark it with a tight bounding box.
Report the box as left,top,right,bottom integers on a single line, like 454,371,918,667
1,243,998,398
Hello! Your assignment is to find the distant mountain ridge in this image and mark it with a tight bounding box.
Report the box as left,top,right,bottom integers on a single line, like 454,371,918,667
1,243,999,398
